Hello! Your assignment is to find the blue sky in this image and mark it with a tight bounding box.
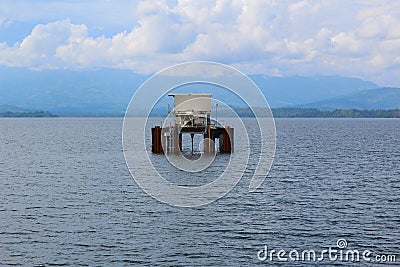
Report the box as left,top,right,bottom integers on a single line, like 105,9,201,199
0,0,399,86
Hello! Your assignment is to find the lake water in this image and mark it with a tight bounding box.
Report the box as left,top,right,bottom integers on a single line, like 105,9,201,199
0,118,399,266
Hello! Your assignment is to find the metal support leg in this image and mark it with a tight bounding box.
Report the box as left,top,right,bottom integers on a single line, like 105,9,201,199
190,133,194,154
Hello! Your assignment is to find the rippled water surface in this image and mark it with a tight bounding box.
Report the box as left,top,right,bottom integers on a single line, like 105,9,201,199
0,118,399,266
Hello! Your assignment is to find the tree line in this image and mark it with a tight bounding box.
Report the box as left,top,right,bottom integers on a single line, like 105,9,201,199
0,111,57,117
272,108,400,118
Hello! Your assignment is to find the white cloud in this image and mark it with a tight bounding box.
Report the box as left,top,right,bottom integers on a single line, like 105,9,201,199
288,0,321,15
358,14,400,39
330,32,363,56
1,19,73,68
0,0,399,86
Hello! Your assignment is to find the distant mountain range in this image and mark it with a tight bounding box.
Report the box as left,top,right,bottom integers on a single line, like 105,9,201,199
0,104,30,113
296,87,400,110
0,67,148,115
0,67,399,115
251,74,378,107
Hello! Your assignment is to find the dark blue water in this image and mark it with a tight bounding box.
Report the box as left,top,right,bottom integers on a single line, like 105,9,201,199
0,118,399,266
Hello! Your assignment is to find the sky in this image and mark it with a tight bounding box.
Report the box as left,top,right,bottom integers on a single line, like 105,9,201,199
0,0,399,87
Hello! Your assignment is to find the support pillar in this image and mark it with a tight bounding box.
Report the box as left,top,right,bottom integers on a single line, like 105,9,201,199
204,126,215,154
173,125,180,154
221,126,234,153
151,126,163,153
179,133,183,152
190,133,194,154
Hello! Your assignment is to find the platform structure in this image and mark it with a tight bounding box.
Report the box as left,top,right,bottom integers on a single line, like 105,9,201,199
151,94,234,154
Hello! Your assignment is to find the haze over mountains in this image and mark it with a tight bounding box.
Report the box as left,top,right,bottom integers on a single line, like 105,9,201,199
0,67,399,115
